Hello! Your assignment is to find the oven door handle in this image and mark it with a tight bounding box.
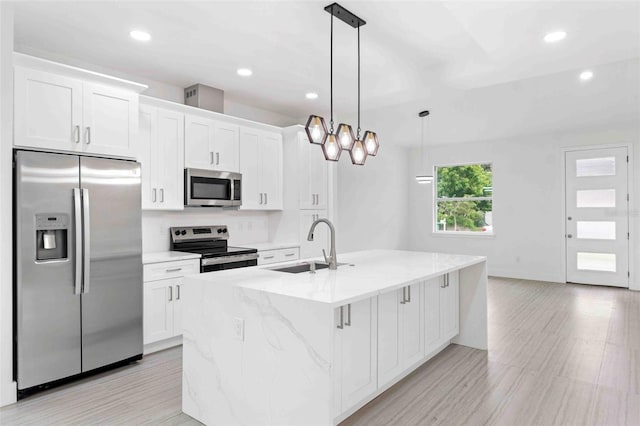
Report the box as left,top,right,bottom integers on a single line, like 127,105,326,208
201,253,259,266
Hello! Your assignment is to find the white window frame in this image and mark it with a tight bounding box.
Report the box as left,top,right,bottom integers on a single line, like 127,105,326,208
433,162,494,237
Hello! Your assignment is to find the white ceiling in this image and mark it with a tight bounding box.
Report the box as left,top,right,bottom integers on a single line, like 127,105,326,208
11,0,640,146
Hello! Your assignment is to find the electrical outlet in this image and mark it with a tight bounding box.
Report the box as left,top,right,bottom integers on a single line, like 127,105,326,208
233,317,245,341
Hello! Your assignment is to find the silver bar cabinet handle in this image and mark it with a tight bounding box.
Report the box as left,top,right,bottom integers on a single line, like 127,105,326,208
210,152,214,164
337,306,344,329
168,285,173,302
176,285,180,300
166,267,182,272
259,193,263,205
74,125,80,144
345,304,352,326
216,152,220,165
86,126,91,144
152,188,157,203
264,193,268,205
160,188,164,202
400,287,406,304
73,188,82,295
407,285,411,303
82,188,91,294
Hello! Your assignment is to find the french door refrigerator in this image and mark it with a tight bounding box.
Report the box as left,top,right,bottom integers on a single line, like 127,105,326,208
14,150,143,397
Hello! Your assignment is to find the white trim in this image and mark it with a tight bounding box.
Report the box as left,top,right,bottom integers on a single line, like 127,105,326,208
431,231,495,238
561,143,633,288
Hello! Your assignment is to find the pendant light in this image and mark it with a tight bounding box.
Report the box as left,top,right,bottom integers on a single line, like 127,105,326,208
415,110,434,184
304,3,379,166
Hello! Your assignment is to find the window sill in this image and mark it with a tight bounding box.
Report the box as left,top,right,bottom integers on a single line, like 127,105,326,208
431,231,495,239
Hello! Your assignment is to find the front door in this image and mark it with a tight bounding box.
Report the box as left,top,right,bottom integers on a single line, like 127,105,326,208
565,147,629,287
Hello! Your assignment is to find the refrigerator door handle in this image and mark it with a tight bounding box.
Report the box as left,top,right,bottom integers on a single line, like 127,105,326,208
73,188,83,295
82,188,91,294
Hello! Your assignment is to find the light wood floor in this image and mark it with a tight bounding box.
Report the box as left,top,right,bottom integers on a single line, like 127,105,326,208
1,277,639,425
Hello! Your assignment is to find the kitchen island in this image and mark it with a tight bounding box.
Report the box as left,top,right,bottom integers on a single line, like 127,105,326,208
181,250,487,426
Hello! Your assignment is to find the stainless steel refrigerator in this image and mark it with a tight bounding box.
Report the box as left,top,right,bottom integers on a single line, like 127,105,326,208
14,150,143,397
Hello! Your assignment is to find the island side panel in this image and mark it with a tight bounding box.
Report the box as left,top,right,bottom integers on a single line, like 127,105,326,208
452,261,488,350
182,276,335,426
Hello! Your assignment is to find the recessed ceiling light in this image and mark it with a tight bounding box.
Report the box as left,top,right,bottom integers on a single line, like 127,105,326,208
579,70,594,81
237,68,253,77
129,30,151,42
305,92,319,100
544,31,567,43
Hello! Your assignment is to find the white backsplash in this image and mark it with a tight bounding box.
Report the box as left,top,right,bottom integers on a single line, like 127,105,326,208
143,209,276,252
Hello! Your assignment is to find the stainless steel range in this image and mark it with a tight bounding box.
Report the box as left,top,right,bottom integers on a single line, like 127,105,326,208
169,225,258,273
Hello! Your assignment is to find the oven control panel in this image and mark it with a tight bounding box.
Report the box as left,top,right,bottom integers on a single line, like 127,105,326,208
170,225,229,242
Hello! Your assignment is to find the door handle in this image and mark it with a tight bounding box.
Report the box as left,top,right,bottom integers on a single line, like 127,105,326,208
160,188,164,203
168,285,173,302
345,304,351,327
263,255,275,260
567,234,573,239
73,188,82,295
407,285,412,303
337,306,344,329
81,188,91,294
165,267,182,272
176,285,180,300
216,152,220,165
264,193,268,205
210,152,214,164
74,125,80,144
152,188,157,203
400,287,406,304
85,127,91,144
259,193,263,205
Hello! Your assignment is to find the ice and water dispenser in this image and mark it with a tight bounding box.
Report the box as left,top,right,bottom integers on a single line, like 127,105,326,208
35,214,69,261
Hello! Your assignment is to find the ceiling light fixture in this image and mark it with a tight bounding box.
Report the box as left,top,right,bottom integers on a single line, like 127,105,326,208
237,68,253,77
415,110,433,184
305,92,319,100
304,2,378,165
129,30,151,42
579,70,594,81
544,31,567,43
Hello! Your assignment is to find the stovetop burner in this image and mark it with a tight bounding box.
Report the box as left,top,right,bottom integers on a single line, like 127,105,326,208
169,225,258,259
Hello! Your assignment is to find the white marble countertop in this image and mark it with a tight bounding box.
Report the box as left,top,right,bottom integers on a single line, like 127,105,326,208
142,251,201,264
186,249,485,307
247,242,300,251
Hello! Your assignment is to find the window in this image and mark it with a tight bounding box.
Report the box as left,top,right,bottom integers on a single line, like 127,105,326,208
434,163,493,234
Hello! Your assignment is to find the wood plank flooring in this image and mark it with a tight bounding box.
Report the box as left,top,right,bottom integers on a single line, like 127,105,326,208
1,277,638,425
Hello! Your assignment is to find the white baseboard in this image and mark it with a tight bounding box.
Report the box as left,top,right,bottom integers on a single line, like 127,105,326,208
143,336,182,355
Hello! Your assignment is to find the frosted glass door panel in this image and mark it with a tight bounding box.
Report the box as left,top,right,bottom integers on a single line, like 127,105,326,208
576,157,615,177
576,253,616,272
565,147,628,288
576,221,616,240
576,189,616,208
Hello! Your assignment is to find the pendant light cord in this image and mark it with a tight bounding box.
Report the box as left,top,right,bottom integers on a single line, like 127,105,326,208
357,24,361,138
330,10,334,133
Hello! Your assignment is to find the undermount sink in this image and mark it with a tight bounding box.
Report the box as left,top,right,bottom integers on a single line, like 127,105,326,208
268,262,351,274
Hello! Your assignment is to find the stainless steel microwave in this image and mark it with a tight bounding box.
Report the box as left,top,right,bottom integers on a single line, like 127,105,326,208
184,169,242,207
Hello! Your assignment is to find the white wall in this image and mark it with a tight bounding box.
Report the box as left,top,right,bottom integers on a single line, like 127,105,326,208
408,123,640,289
336,145,411,253
0,2,15,407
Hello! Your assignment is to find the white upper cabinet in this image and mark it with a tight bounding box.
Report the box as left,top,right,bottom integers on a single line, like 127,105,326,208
138,105,184,210
298,132,328,210
185,115,240,172
239,127,283,210
81,83,138,157
14,67,139,158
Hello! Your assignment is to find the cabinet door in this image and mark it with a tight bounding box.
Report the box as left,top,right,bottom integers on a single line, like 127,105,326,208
299,210,329,259
185,115,215,169
377,289,403,387
239,127,262,210
424,277,442,355
156,108,184,210
441,272,460,340
337,298,378,412
298,133,315,209
82,82,138,158
402,282,424,367
138,106,158,209
310,144,329,209
143,279,174,344
14,67,83,151
260,132,283,210
212,121,239,172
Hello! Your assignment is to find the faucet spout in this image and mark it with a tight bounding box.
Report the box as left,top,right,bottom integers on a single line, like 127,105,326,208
307,218,337,270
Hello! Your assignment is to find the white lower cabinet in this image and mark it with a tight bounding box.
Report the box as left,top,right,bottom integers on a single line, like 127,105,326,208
257,247,299,266
378,283,424,388
424,271,459,355
334,297,378,415
143,259,199,351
